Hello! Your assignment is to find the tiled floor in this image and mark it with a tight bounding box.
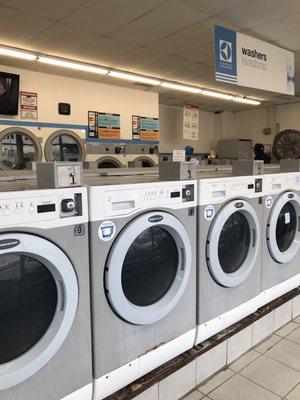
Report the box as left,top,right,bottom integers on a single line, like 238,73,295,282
183,317,300,400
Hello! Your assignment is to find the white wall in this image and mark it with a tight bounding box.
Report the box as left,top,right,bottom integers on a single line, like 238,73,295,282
0,64,158,141
159,104,216,153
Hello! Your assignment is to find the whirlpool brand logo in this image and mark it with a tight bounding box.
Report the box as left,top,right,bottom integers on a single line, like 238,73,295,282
148,215,163,223
0,239,20,250
234,202,244,209
219,39,232,63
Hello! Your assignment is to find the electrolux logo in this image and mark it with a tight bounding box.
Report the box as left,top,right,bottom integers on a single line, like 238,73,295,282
0,238,20,250
219,40,232,63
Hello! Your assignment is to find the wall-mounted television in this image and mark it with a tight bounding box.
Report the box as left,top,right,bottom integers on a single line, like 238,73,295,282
0,72,20,115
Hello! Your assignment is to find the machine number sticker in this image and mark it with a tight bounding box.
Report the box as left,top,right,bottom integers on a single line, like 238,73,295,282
98,221,116,241
204,205,215,221
265,196,273,209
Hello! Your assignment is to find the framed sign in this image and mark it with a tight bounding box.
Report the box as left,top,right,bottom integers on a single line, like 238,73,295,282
132,116,159,140
88,111,98,138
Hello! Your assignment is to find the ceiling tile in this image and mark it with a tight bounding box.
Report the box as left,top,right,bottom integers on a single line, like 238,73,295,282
149,17,240,54
0,6,53,47
250,13,300,42
179,42,214,63
276,34,300,51
0,0,88,21
61,0,167,36
218,0,300,30
66,37,137,66
108,0,209,46
28,23,98,57
180,0,251,15
107,47,168,70
136,55,212,80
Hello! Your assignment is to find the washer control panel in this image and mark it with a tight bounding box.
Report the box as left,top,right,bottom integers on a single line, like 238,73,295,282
0,190,84,226
199,176,264,205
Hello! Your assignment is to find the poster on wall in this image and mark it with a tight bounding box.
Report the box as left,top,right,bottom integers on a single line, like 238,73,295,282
132,116,159,140
88,111,98,138
20,91,38,119
214,25,295,95
183,104,199,140
98,112,120,139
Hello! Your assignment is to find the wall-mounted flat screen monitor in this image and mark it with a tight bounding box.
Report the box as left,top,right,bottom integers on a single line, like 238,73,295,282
0,72,20,115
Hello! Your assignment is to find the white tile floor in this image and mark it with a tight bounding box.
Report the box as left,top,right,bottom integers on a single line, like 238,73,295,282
183,318,300,400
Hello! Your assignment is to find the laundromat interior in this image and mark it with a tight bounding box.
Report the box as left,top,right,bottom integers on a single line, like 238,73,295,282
1,1,300,400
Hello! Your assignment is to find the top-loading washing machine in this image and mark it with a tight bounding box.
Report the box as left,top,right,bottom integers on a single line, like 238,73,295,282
87,178,197,399
260,172,300,305
0,185,92,400
195,174,263,344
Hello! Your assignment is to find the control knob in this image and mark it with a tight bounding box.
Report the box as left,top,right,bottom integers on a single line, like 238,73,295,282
61,198,75,213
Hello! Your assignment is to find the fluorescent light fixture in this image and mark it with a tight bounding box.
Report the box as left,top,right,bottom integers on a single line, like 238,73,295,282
109,70,161,85
0,46,36,60
161,82,201,94
202,89,233,100
233,97,261,105
37,56,108,74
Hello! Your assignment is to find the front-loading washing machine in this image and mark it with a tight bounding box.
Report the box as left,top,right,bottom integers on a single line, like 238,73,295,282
88,179,197,399
260,172,300,305
0,126,43,170
126,143,158,168
195,175,263,344
85,142,126,168
43,129,86,163
0,185,92,400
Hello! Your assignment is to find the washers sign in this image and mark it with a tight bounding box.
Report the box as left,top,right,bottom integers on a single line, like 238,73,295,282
98,221,116,241
204,205,215,221
265,195,273,209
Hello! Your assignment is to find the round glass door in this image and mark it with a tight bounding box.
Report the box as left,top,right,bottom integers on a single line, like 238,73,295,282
97,156,123,168
267,191,300,263
0,255,57,365
105,212,192,325
0,233,78,390
0,128,42,170
133,156,156,168
45,130,86,162
206,200,260,288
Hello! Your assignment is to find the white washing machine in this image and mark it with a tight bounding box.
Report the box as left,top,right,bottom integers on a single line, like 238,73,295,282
195,175,263,344
88,179,197,399
0,185,92,400
259,172,300,306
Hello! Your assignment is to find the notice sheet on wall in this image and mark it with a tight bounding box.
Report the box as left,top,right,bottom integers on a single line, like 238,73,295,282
20,91,38,119
183,104,199,140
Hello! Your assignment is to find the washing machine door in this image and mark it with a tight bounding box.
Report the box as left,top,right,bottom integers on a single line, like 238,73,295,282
0,127,42,170
206,199,260,288
267,191,300,263
45,130,86,162
0,233,78,390
105,211,192,325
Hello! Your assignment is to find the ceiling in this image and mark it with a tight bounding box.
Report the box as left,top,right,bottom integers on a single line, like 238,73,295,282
1,0,300,111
